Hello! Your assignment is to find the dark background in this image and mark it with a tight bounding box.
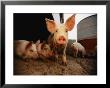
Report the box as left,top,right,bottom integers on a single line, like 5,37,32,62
14,13,54,42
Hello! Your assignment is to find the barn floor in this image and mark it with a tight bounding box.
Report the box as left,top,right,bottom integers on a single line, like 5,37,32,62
14,56,97,75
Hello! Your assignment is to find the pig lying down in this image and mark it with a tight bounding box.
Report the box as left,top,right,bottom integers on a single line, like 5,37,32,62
45,14,76,65
15,40,53,61
71,42,86,58
37,40,53,60
14,40,38,61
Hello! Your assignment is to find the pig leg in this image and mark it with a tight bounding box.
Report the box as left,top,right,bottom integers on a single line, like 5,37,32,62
73,47,78,58
75,50,78,58
62,47,67,66
73,51,76,57
81,52,83,58
62,54,67,66
82,50,86,58
74,52,76,57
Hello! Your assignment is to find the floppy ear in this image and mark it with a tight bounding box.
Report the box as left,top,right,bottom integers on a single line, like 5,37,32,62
45,18,57,33
65,14,76,31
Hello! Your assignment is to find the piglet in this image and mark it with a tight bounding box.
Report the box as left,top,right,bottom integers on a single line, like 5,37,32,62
37,40,54,60
45,14,76,65
14,40,38,61
71,42,86,58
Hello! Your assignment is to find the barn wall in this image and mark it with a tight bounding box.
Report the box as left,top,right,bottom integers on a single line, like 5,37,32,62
77,14,97,53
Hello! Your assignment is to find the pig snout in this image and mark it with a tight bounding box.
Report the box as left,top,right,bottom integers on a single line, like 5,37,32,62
31,52,38,59
57,36,66,44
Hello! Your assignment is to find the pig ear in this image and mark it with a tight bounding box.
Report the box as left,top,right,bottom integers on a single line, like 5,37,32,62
65,14,76,31
25,41,33,50
36,40,40,45
45,18,56,33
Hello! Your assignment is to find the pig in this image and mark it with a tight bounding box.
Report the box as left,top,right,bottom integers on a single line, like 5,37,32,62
45,14,76,65
14,40,39,61
71,42,86,58
37,40,54,60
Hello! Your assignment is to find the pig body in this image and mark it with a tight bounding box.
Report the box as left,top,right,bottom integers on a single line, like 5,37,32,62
71,42,86,58
45,14,76,65
15,40,38,61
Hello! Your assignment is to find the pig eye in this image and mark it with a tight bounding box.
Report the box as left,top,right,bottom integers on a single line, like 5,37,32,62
56,30,58,32
66,30,68,32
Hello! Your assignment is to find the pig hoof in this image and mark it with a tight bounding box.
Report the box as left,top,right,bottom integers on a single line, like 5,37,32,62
63,62,67,66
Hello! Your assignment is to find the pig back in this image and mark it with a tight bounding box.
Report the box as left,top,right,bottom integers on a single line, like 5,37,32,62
14,40,30,57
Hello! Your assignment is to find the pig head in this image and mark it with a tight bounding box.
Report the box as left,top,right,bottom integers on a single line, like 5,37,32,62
24,41,38,60
45,14,75,65
36,40,53,59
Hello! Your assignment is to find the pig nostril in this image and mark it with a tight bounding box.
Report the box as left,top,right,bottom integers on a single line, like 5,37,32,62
59,36,66,42
59,38,65,41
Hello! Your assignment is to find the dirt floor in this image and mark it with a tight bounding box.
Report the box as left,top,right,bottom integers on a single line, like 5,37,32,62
14,55,97,75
